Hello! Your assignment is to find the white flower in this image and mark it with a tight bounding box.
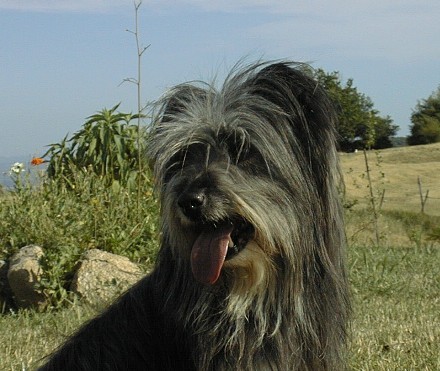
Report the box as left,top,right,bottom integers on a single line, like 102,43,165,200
9,162,25,175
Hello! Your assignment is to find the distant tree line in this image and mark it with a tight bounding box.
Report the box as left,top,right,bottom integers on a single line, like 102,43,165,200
313,69,399,152
407,86,440,145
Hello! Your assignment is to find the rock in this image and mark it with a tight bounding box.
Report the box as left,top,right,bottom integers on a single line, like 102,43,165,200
7,245,46,309
70,249,143,305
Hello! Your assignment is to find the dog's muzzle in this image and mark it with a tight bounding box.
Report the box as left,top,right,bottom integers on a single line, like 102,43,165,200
177,188,254,284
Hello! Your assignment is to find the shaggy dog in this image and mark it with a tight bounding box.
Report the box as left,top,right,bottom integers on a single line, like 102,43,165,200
40,62,350,370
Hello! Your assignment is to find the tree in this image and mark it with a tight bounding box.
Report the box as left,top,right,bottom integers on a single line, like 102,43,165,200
374,115,397,149
407,87,440,145
314,69,398,151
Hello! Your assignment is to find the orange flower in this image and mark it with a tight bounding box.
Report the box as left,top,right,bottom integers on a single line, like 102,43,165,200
31,157,45,166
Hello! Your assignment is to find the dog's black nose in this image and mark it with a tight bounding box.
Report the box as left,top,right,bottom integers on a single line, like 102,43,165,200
178,191,206,220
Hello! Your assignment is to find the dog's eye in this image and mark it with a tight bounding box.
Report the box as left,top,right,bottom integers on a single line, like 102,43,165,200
185,143,208,162
163,143,209,182
220,135,247,164
225,143,247,166
231,144,267,172
163,159,181,183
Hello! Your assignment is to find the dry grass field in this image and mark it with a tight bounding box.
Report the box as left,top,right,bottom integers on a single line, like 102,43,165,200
341,142,440,216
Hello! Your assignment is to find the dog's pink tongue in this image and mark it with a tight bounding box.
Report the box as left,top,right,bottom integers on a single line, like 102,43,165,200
191,224,233,285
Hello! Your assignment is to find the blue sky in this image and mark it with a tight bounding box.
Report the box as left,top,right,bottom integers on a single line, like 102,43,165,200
1,0,439,160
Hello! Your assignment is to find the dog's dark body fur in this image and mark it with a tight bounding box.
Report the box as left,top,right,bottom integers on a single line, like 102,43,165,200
40,62,350,370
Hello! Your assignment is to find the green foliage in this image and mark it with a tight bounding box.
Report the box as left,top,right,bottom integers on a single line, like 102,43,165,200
314,69,399,151
408,86,440,145
373,116,397,149
0,145,159,310
43,104,144,190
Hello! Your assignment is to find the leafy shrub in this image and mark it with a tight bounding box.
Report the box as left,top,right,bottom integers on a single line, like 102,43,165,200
43,104,144,190
408,87,440,145
0,165,158,309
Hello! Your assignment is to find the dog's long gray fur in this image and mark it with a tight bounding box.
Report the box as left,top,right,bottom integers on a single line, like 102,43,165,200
40,61,350,370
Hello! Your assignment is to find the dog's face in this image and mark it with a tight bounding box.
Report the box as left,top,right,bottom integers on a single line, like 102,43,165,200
147,62,340,293
156,124,285,289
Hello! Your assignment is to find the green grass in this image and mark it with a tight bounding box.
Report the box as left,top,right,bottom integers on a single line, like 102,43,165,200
0,304,97,370
349,244,439,370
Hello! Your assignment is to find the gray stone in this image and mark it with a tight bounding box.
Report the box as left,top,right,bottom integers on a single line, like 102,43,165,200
7,245,46,309
70,249,143,305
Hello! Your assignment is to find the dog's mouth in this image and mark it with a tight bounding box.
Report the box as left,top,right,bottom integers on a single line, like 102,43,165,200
190,219,254,285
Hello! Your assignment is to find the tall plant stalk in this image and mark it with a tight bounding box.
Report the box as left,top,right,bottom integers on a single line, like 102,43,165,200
363,149,380,246
124,1,150,214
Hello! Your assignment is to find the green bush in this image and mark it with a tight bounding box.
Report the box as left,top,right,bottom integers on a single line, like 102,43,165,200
0,166,158,308
43,104,144,190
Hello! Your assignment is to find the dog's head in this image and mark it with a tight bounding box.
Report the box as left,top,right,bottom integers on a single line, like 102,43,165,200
147,62,342,292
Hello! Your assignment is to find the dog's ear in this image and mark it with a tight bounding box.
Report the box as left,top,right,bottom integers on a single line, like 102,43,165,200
250,62,336,144
250,62,339,194
251,62,329,119
161,85,208,123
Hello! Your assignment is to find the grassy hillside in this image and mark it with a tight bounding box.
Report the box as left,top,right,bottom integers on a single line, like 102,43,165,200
341,142,440,216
